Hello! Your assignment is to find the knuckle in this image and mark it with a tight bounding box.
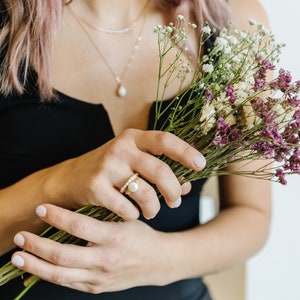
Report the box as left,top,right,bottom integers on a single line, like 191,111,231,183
50,250,70,265
89,176,106,197
153,161,171,178
109,138,128,156
69,219,88,236
105,138,136,163
100,254,118,273
121,128,138,137
138,187,157,207
182,143,193,156
85,280,108,294
32,264,47,279
23,240,36,254
86,284,102,294
108,199,136,219
156,131,173,147
50,271,70,285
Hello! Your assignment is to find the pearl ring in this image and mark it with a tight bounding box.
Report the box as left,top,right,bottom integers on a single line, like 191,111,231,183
120,173,140,195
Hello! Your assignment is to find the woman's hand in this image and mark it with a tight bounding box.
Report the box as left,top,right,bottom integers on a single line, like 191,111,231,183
12,204,176,293
49,129,206,220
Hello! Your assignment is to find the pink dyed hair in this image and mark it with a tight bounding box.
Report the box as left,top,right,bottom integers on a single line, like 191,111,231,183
0,0,229,99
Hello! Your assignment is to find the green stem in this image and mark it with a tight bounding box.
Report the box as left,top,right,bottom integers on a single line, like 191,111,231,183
14,276,40,300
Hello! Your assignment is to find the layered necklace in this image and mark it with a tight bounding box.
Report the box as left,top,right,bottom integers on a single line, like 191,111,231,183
68,2,149,97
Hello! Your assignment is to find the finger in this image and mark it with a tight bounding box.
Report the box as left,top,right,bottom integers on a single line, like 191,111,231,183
136,131,206,170
13,232,100,269
11,251,91,286
181,181,192,195
35,204,119,244
95,184,140,220
132,152,183,208
122,177,161,220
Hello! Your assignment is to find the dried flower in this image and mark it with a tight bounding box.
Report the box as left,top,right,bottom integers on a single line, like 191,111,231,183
1,19,300,299
153,20,300,186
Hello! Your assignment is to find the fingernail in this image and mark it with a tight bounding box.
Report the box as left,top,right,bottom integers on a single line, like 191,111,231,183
36,205,47,217
173,197,182,208
13,233,25,247
193,155,206,169
12,255,24,268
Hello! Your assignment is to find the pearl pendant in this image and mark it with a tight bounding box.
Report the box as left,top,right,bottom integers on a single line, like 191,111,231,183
116,85,127,97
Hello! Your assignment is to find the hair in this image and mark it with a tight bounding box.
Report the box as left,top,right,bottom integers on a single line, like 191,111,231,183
0,0,229,100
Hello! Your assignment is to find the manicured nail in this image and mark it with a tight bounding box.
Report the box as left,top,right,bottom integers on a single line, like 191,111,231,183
173,197,182,208
193,155,206,169
12,255,24,268
13,233,25,247
36,205,47,217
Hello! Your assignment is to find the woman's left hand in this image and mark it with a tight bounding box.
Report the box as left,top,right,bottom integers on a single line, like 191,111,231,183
12,203,174,294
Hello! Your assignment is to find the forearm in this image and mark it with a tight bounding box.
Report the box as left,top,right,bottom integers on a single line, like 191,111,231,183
160,205,270,283
0,163,70,255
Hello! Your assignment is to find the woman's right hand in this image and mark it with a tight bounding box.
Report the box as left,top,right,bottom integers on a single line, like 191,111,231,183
48,129,206,220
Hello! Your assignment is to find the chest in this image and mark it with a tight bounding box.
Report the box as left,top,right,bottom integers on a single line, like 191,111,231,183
51,9,196,135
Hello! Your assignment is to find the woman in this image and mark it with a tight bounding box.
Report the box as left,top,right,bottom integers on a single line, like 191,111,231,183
0,0,271,299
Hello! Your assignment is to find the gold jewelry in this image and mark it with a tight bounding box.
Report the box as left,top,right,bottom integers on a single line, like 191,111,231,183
68,4,148,97
120,173,140,194
125,178,139,195
68,2,148,35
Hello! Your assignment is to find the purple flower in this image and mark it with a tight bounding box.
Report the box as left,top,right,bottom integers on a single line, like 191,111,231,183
285,148,300,174
205,88,213,102
212,117,239,147
275,168,287,185
225,85,236,104
253,54,275,91
269,68,292,92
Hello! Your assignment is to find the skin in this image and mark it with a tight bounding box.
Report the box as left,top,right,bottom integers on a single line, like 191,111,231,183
3,0,272,295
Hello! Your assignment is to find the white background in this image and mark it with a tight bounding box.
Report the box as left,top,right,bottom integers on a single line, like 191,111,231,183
246,1,300,299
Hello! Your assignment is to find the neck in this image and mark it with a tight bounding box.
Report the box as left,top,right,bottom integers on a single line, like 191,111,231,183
68,0,149,29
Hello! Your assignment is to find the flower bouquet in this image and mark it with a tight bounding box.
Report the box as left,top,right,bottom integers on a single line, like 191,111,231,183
1,16,300,299
153,16,300,184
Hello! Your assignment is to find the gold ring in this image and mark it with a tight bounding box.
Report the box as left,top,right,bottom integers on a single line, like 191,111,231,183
120,173,139,194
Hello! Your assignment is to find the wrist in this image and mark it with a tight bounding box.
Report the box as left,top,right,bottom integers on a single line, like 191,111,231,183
42,159,76,209
150,230,190,285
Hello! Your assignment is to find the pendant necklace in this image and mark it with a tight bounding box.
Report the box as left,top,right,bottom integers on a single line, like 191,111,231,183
68,3,148,97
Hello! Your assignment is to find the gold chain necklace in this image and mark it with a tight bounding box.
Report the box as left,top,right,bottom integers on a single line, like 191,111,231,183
68,5,148,97
68,2,148,35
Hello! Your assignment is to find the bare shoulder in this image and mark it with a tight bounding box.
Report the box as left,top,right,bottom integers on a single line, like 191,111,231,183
227,0,270,29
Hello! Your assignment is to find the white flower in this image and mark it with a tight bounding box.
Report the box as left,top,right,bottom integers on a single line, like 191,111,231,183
225,114,236,126
198,82,205,89
199,103,216,122
153,25,163,33
202,55,209,62
215,37,228,48
165,26,173,33
199,102,217,134
202,63,214,73
202,25,211,35
189,23,198,29
177,15,185,21
272,103,296,131
228,36,238,45
249,19,257,26
242,104,260,130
